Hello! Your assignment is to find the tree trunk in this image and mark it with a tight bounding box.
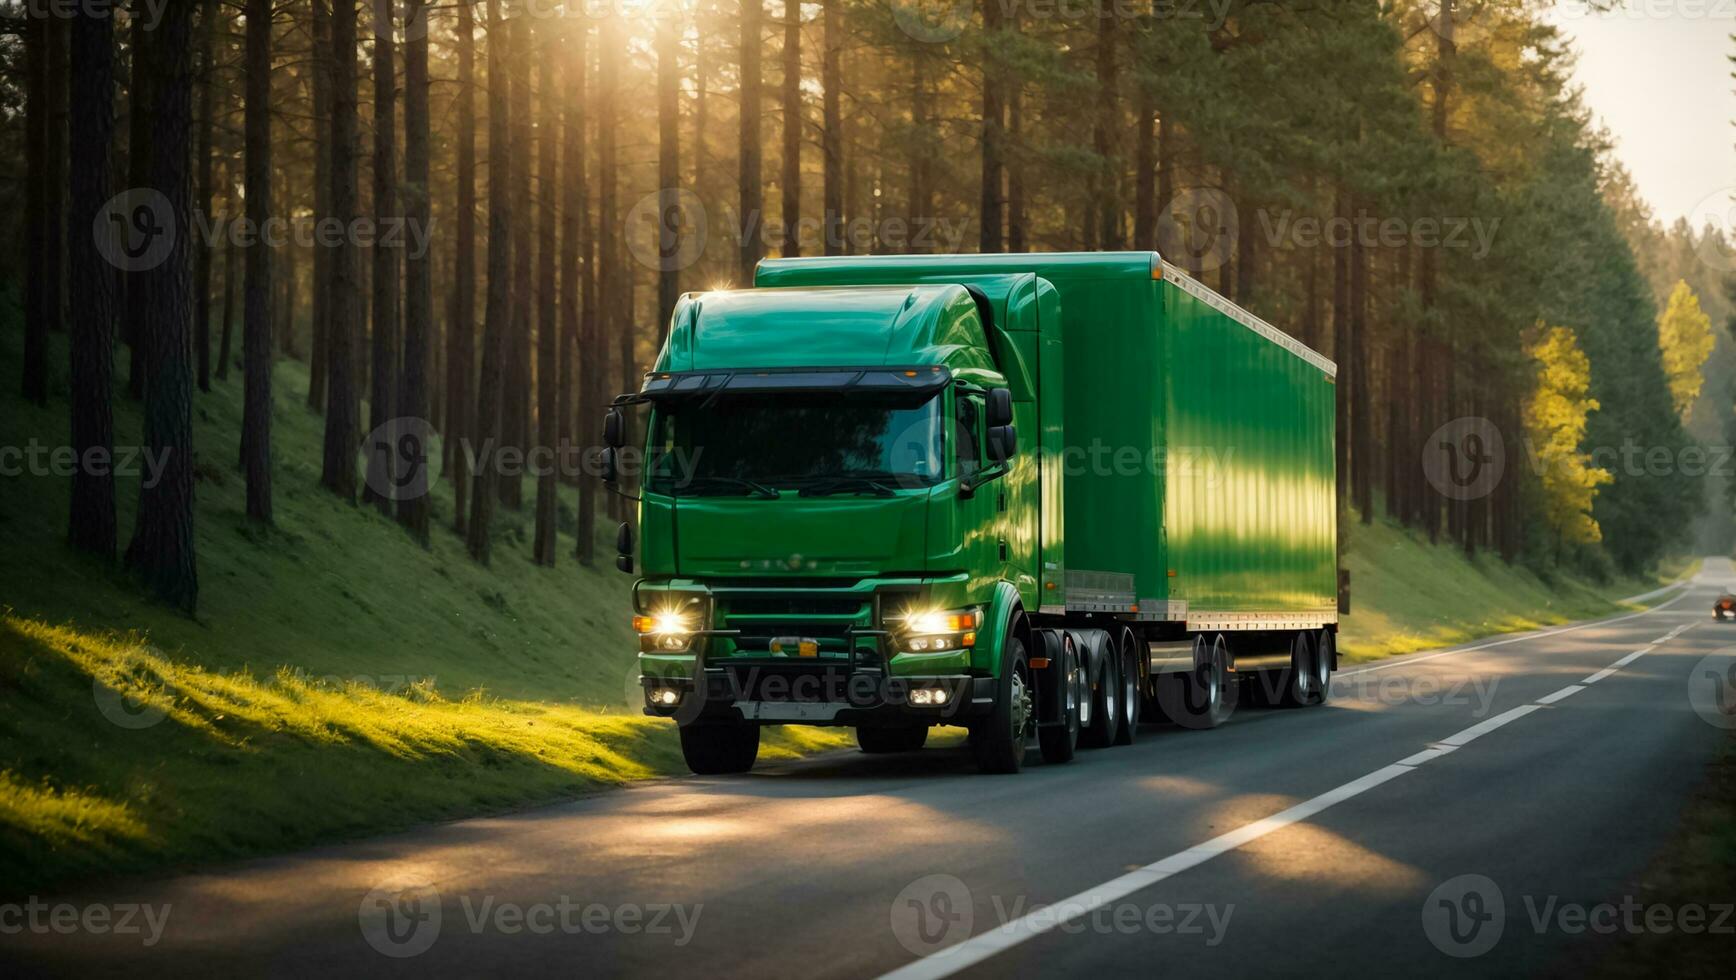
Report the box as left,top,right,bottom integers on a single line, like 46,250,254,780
821,0,842,255
448,0,477,534
779,0,800,257
242,0,274,523
124,0,199,614
1007,77,1024,253
321,0,362,499
363,0,398,514
467,0,512,563
308,0,333,410
1092,9,1118,250
22,11,49,406
738,0,763,283
657,2,681,339
1133,87,1154,252
218,196,237,380
1332,189,1350,537
68,4,117,557
908,53,932,254
978,0,1003,254
1349,227,1372,523
501,8,532,511
559,14,584,541
533,25,560,566
575,23,598,564
193,0,218,393
125,4,152,400
397,0,433,543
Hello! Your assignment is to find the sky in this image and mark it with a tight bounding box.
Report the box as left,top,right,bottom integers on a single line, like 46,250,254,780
1545,4,1734,226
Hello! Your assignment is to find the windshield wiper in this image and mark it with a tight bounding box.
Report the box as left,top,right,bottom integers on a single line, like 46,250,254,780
667,475,781,499
794,475,898,497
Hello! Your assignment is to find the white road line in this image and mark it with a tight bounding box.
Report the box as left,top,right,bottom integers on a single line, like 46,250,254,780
1435,705,1541,747
1613,650,1649,667
1583,667,1617,684
1341,589,1692,677
876,765,1416,980
1394,745,1457,766
1536,685,1584,706
876,585,1703,980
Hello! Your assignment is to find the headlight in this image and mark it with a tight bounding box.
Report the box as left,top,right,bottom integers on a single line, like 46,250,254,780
899,607,982,653
633,610,694,635
633,605,700,652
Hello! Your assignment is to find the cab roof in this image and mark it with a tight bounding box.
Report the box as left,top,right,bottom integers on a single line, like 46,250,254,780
656,284,996,373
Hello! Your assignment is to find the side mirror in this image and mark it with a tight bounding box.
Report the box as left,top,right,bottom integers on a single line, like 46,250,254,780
600,447,619,484
987,424,1017,463
616,522,635,575
603,406,626,449
986,388,1014,428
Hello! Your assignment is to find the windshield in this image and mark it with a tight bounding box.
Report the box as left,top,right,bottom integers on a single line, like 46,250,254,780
647,392,945,494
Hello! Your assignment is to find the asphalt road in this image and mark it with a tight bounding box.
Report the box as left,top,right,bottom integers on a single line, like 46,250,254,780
6,562,1736,978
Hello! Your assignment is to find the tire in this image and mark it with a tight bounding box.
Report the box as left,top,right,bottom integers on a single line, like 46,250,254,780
1278,631,1317,708
857,725,928,754
1157,634,1234,730
1308,630,1334,706
971,634,1033,774
679,721,761,775
1081,637,1120,749
1113,631,1139,746
1038,635,1081,764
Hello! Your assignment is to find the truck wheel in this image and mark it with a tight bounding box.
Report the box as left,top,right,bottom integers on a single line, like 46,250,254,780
1161,634,1233,730
971,635,1033,774
1278,631,1317,708
1038,636,1081,764
1308,630,1334,706
1081,641,1120,749
1113,631,1139,746
679,721,760,775
857,725,928,754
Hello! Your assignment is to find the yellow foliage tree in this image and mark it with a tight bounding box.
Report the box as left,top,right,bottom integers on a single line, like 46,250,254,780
1524,325,1613,548
1657,280,1715,422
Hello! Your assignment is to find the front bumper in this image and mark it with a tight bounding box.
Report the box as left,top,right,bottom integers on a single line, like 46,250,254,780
639,664,996,727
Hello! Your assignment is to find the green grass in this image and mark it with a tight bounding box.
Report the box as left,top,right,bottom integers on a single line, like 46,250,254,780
0,289,1694,892
0,303,848,893
1337,516,1679,662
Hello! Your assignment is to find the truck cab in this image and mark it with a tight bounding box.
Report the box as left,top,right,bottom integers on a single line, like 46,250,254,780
605,283,1046,774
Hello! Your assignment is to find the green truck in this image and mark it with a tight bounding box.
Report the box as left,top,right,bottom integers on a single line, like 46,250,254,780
602,251,1339,775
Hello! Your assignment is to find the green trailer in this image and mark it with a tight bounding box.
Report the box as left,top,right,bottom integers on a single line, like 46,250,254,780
603,251,1338,775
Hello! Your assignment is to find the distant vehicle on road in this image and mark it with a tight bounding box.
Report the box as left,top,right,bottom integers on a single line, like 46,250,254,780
603,252,1340,776
1716,593,1736,621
